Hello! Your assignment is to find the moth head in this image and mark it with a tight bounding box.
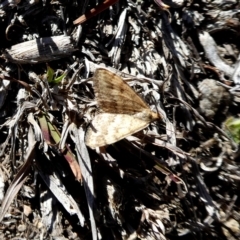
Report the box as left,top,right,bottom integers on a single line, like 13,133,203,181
133,109,160,122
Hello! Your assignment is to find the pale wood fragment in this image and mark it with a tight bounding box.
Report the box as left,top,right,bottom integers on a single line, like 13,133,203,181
2,35,77,64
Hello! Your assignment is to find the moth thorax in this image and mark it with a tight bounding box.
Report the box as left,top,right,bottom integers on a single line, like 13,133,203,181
133,109,158,122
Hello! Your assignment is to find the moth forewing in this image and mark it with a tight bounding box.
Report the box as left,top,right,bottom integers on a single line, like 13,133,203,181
93,68,150,113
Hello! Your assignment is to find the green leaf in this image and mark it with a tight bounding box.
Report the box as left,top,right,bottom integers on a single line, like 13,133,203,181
51,72,66,85
224,117,240,144
46,65,55,83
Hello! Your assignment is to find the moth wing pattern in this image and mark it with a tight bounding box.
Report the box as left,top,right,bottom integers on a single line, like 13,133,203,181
93,68,150,114
85,113,151,149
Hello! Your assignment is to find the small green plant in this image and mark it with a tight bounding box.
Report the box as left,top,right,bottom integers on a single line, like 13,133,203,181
46,65,66,85
224,117,240,144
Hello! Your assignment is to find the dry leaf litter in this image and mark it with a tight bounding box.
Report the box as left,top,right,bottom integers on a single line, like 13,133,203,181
0,0,240,240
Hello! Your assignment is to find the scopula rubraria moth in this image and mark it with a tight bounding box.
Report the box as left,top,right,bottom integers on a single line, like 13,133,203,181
85,68,161,149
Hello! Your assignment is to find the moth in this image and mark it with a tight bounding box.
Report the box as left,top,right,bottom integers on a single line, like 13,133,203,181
85,68,161,149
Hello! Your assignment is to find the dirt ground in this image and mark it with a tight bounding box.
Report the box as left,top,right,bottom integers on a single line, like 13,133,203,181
0,0,240,239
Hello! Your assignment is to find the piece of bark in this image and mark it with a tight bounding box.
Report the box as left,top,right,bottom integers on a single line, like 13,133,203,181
2,35,77,64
